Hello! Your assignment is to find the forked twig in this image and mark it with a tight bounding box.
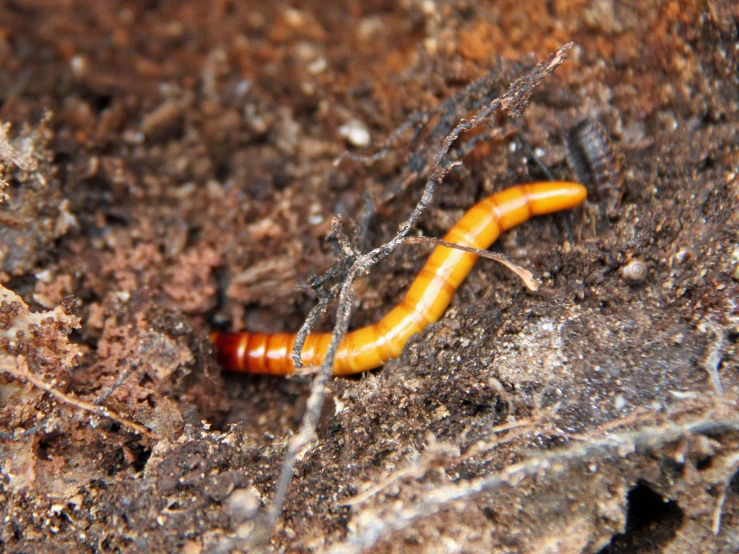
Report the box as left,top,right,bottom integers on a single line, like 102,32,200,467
330,417,739,554
252,44,575,544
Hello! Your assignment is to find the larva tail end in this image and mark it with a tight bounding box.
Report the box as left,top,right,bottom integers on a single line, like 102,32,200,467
210,331,247,372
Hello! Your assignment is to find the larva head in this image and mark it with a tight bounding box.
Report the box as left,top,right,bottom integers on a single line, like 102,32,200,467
525,181,587,215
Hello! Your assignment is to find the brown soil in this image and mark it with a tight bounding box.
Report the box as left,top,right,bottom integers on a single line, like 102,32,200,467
1,1,738,552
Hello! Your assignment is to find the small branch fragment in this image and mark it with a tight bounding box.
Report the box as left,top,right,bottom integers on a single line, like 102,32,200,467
330,417,739,554
261,43,575,542
702,321,726,396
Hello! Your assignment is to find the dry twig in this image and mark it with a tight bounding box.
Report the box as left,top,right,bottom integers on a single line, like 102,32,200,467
330,417,739,554
254,43,575,543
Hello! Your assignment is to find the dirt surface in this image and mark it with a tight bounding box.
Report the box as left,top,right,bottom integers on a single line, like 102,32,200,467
1,1,738,552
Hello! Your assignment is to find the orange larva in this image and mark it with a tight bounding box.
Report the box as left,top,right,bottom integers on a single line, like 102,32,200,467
211,181,587,376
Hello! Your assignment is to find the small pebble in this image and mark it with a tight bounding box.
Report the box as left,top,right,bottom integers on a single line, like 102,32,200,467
338,120,370,148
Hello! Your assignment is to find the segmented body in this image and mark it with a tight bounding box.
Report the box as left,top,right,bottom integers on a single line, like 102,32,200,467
564,118,622,215
211,181,586,376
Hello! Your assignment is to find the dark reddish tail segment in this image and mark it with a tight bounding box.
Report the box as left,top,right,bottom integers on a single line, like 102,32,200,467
211,181,587,376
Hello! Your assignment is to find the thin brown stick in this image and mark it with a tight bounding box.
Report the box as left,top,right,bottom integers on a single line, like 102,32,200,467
343,420,539,507
329,417,739,554
712,452,739,535
257,44,575,544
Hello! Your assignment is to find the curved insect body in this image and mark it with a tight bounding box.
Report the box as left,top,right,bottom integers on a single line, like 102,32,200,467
211,181,587,376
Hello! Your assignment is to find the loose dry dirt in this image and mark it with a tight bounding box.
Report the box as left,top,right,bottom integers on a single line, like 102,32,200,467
1,1,738,553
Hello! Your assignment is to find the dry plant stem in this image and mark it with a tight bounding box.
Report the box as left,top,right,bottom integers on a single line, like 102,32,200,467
1,356,159,439
344,419,539,507
215,63,581,377
292,217,359,368
294,41,573,368
329,417,739,554
292,204,543,371
291,286,340,370
712,452,739,535
261,43,574,538
291,234,543,374
703,321,726,396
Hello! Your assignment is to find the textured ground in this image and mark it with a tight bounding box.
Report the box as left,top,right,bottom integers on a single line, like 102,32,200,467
1,1,738,552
